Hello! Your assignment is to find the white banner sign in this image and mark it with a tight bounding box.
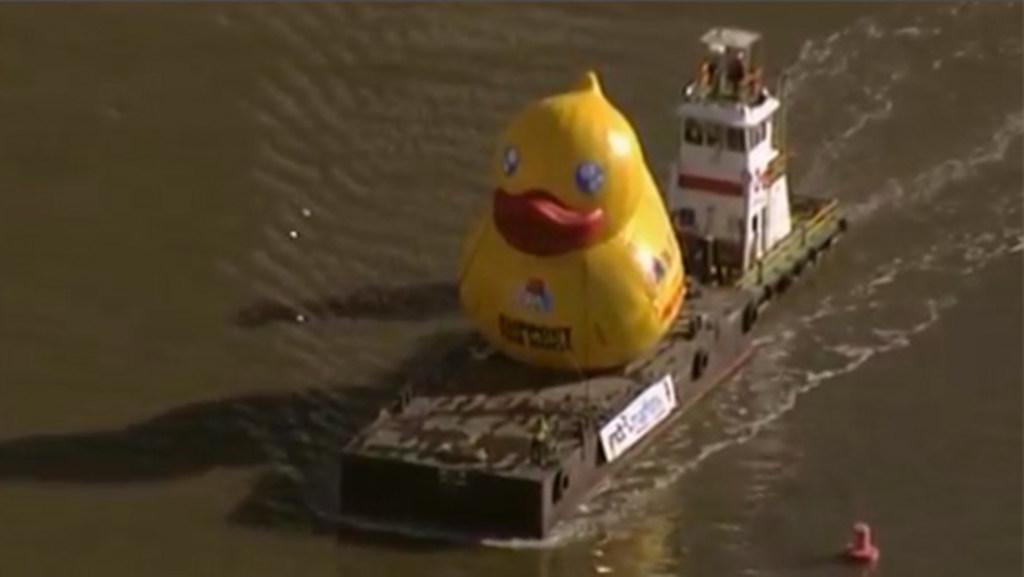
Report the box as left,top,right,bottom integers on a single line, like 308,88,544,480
599,375,678,462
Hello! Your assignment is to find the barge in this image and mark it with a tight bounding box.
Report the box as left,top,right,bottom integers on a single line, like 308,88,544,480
337,28,846,541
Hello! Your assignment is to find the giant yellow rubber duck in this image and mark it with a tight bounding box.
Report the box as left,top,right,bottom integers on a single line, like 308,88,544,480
458,71,686,371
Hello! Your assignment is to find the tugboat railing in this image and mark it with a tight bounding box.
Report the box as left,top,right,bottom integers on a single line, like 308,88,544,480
738,197,842,292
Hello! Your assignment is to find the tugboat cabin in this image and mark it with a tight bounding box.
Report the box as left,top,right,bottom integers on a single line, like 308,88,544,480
666,27,793,283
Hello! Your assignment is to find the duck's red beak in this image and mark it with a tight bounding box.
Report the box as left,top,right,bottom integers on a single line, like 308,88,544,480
493,188,604,257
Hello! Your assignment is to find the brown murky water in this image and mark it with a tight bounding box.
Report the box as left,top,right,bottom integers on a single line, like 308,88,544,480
0,3,1020,576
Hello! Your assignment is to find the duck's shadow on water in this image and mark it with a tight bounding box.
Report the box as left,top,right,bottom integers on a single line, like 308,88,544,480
0,282,480,551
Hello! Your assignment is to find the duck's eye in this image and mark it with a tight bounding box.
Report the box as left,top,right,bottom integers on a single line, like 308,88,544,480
575,161,605,197
502,146,519,176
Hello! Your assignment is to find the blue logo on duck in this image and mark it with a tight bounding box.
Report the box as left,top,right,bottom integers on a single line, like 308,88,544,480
632,242,668,287
655,246,674,284
518,277,553,314
652,256,667,284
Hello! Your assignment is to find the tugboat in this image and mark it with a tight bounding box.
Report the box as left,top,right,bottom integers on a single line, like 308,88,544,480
667,28,846,298
336,27,846,541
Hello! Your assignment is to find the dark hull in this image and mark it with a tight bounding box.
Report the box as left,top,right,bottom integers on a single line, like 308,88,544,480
337,198,845,541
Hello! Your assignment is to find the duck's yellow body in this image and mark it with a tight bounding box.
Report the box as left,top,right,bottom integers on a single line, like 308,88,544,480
458,72,686,371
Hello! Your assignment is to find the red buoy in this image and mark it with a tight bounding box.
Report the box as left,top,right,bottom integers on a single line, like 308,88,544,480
844,522,880,564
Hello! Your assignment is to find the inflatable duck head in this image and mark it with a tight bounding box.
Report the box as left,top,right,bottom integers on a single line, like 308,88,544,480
492,71,649,257
459,71,685,371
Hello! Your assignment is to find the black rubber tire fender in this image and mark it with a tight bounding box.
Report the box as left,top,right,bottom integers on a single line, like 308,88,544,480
691,349,710,380
741,302,758,334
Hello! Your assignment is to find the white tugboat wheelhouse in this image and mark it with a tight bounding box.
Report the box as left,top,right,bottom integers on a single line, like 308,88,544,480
666,27,793,281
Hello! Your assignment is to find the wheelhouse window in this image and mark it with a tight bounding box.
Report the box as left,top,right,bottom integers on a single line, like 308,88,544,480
676,208,696,228
726,127,746,151
684,118,703,145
